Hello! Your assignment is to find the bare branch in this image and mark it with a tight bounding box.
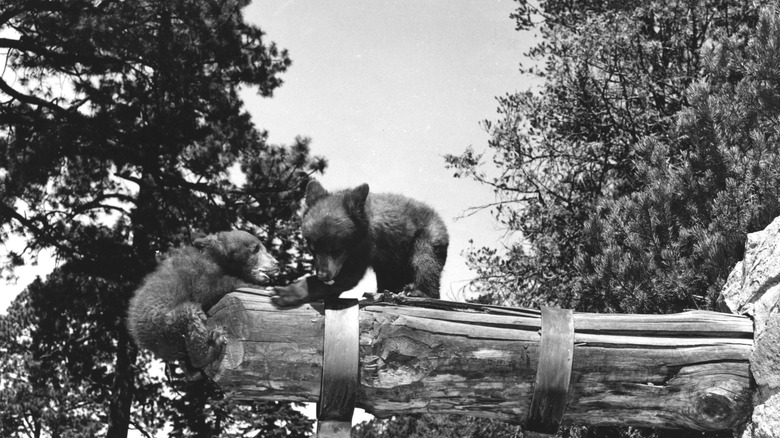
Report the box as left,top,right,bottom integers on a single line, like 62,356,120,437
0,202,75,257
0,76,70,116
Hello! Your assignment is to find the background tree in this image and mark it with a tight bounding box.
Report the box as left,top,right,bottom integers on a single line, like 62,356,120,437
0,0,323,436
445,0,768,310
577,5,780,313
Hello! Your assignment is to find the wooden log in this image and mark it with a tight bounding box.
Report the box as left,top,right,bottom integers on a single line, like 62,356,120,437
204,288,753,431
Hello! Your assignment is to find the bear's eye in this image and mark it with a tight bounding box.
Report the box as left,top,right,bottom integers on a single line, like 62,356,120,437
252,244,261,253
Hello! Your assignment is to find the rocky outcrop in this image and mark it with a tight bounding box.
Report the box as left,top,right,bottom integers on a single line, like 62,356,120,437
720,216,780,437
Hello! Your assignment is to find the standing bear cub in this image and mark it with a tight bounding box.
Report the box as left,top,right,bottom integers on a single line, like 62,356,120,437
273,180,448,306
128,230,278,375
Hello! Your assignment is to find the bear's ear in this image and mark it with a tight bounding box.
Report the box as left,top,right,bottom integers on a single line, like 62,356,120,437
193,234,221,252
305,180,328,206
347,183,369,212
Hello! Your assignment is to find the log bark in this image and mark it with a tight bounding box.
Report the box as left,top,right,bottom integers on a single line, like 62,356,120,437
203,288,753,431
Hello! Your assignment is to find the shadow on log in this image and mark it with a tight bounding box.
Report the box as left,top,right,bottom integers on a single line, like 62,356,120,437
203,288,753,431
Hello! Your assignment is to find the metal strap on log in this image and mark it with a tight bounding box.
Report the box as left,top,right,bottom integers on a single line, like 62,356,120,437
317,298,360,437
525,306,574,436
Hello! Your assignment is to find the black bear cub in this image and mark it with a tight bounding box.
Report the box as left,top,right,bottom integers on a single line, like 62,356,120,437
273,180,448,306
128,230,278,375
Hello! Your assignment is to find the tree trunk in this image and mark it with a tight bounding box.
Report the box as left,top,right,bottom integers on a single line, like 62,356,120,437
107,324,137,438
204,289,752,431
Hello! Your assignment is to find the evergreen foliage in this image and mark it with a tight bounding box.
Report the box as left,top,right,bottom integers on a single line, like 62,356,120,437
0,0,321,436
578,7,780,313
352,414,522,438
445,1,771,313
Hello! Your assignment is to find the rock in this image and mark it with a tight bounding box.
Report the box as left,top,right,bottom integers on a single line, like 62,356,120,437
721,260,747,313
720,215,780,332
740,392,780,438
751,313,780,391
720,216,780,437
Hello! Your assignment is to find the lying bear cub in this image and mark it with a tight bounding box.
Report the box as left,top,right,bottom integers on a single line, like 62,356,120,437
127,230,278,376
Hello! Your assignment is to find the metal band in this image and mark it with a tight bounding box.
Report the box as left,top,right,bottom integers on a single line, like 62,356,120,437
317,298,360,437
525,306,574,435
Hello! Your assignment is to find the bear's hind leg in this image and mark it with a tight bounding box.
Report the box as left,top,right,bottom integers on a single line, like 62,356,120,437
164,302,226,370
410,238,447,299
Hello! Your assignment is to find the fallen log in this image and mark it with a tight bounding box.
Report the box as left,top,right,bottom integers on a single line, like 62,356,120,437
203,288,753,431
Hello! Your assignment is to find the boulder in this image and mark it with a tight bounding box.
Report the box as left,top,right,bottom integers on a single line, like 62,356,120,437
720,216,780,436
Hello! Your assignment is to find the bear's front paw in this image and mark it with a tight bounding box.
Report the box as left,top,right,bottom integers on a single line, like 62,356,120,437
272,277,311,307
399,283,427,298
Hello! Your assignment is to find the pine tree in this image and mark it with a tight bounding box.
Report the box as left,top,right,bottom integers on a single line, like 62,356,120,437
446,1,766,309
578,6,780,313
0,0,322,436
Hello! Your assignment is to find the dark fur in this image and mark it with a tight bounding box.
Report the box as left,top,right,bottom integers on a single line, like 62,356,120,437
127,231,278,370
273,181,448,306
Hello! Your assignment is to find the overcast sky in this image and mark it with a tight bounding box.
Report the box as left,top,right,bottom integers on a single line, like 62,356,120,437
1,0,536,311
